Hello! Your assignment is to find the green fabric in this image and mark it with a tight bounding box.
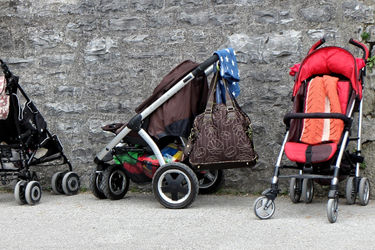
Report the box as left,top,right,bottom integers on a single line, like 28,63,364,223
114,151,139,165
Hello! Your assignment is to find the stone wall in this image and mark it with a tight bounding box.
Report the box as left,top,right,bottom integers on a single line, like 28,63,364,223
1,0,375,194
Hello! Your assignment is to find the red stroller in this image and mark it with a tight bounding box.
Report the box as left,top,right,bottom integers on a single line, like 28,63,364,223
253,38,370,223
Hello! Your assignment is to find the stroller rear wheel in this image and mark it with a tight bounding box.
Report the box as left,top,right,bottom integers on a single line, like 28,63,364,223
289,178,302,203
62,172,80,195
152,162,198,209
327,197,339,223
254,196,275,220
198,169,224,194
25,181,42,205
51,171,65,195
100,165,129,200
14,180,27,205
301,178,314,203
358,177,370,206
345,177,356,205
89,171,106,199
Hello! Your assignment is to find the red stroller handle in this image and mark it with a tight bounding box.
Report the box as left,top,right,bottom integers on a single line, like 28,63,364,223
308,38,326,54
349,38,369,60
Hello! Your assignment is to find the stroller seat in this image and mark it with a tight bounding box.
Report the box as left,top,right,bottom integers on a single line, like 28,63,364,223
284,75,352,164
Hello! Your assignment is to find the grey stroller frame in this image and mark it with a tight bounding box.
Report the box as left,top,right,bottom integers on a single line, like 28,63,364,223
92,55,219,208
0,60,80,205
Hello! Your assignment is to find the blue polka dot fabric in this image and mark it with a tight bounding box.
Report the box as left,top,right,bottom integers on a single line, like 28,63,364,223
214,48,240,104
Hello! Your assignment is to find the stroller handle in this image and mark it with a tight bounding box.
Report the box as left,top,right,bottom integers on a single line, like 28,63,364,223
349,38,369,60
283,112,352,129
308,38,326,54
191,54,219,77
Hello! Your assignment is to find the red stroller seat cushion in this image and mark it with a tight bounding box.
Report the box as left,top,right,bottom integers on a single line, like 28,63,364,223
285,142,337,163
300,76,344,145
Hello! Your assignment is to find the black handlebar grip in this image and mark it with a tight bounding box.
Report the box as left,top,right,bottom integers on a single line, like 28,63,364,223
192,54,219,77
349,38,369,60
308,38,326,54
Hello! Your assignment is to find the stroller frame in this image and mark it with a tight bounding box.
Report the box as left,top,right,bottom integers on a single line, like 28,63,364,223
0,60,80,205
254,38,370,223
93,55,219,208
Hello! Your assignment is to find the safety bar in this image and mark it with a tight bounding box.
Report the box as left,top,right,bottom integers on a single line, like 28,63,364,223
349,38,369,60
283,112,352,129
308,38,326,54
191,54,219,77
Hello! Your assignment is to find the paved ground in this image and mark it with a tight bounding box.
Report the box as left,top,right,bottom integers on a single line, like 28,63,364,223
0,190,373,249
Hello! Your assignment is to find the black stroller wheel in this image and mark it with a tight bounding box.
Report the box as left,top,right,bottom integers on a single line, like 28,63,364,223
89,171,106,199
345,177,356,205
327,197,339,223
14,180,27,205
358,177,370,206
25,181,42,205
289,177,302,203
51,171,65,195
62,172,80,195
198,169,224,194
301,178,314,203
254,196,275,220
100,165,129,200
152,162,198,209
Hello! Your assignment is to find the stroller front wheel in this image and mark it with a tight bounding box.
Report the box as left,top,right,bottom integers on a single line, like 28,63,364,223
14,180,27,205
89,171,106,199
62,172,80,195
358,177,370,206
152,162,198,209
25,181,42,205
327,197,339,223
254,196,275,220
345,177,356,205
51,171,65,195
100,165,129,200
289,178,302,203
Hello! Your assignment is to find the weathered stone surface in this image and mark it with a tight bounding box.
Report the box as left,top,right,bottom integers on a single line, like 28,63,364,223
0,0,375,197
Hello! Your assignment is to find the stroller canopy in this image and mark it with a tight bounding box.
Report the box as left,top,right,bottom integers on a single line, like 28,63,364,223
293,47,366,99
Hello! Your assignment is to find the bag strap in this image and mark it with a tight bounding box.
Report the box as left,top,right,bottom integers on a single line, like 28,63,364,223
204,70,219,115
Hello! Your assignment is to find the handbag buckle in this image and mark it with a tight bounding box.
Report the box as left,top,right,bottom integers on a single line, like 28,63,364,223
227,107,235,112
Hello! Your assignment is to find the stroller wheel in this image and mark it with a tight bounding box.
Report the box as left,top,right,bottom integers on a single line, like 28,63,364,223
327,197,338,223
62,172,80,196
345,177,356,205
51,172,65,195
301,178,314,203
89,171,106,199
358,177,370,206
25,181,42,205
198,169,224,194
289,178,302,203
152,162,198,209
14,180,27,205
253,196,275,220
100,165,129,200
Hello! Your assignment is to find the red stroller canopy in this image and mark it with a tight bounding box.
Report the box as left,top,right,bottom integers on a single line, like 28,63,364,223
293,46,365,99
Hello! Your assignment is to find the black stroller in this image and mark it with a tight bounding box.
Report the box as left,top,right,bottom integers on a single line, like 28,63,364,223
90,54,233,209
0,60,80,205
253,38,370,223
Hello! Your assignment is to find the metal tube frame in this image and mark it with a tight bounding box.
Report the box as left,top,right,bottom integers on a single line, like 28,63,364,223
96,64,215,165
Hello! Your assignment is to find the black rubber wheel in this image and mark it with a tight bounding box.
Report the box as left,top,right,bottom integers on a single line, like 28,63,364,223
89,171,106,199
345,177,356,205
51,171,65,195
289,177,302,203
62,171,80,195
100,165,129,200
14,180,27,205
152,162,199,209
25,181,42,205
197,169,224,194
254,196,276,220
358,177,370,206
327,197,339,223
301,178,314,203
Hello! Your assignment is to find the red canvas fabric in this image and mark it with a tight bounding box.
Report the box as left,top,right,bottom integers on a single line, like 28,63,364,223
285,142,337,163
292,47,365,99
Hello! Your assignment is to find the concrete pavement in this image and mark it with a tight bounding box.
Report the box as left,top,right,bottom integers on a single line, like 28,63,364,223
0,191,373,249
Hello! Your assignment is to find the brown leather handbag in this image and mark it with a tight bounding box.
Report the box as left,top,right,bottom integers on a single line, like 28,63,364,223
184,72,258,169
